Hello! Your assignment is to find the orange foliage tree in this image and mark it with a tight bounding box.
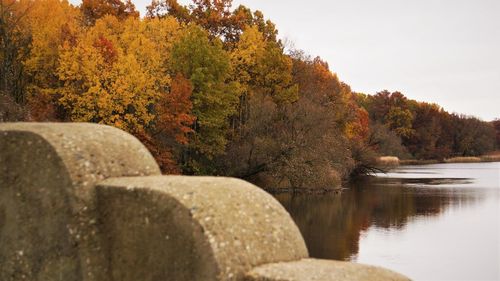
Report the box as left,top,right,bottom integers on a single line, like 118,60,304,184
81,0,139,25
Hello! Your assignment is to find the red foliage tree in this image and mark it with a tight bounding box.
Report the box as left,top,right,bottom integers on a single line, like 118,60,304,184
157,73,195,145
93,35,118,64
140,73,195,174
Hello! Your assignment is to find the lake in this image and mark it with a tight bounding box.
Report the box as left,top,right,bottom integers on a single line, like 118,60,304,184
275,162,500,281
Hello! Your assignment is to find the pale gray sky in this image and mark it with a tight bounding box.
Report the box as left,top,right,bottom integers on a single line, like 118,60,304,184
75,0,500,121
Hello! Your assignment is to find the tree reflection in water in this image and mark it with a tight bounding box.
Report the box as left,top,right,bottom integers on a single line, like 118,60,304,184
274,177,484,261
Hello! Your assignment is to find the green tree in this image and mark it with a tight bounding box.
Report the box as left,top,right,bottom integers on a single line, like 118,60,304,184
170,24,239,173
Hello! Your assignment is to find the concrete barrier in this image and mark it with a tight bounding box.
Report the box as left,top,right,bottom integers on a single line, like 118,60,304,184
0,123,160,281
245,259,409,281
0,123,410,281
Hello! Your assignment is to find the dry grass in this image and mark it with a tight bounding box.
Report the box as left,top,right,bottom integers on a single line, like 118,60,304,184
480,152,500,162
376,156,400,167
400,159,439,165
444,157,481,163
394,151,500,165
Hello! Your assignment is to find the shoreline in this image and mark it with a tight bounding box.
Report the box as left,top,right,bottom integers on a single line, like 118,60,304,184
264,156,500,194
264,187,344,195
378,153,500,167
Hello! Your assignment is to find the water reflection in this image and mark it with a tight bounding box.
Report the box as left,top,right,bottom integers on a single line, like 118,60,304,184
276,180,483,260
275,162,500,280
275,162,499,257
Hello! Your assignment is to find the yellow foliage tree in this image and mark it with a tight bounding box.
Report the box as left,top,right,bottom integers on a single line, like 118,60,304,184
229,25,298,137
56,15,182,132
231,25,297,105
22,0,82,120
230,25,266,86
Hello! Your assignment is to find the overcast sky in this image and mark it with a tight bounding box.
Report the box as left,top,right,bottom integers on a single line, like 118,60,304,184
75,0,500,121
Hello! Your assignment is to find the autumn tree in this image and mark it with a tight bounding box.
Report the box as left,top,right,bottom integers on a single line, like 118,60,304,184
385,106,414,138
169,24,239,173
354,90,416,165
156,73,195,144
146,0,190,22
255,41,298,104
229,25,297,136
229,24,266,131
150,73,195,172
369,122,411,159
188,0,233,37
221,93,351,190
221,54,359,189
81,0,139,25
451,115,495,156
22,0,82,121
0,90,25,121
290,55,360,177
366,90,410,121
358,90,496,160
0,0,31,105
146,0,278,46
403,103,446,159
146,0,232,37
346,106,370,142
54,15,200,172
57,16,166,132
492,119,500,149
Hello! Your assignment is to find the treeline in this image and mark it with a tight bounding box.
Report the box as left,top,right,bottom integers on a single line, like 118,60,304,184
0,0,367,189
355,91,498,160
1,0,497,190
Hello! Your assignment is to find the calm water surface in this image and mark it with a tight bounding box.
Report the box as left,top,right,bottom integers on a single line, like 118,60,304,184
275,162,500,281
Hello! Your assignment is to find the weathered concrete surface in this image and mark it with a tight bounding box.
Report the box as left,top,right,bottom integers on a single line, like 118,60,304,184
0,123,160,281
244,258,411,281
96,176,308,281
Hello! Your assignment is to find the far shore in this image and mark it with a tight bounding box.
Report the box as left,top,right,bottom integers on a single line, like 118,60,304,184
264,187,343,194
264,153,500,194
376,152,500,167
